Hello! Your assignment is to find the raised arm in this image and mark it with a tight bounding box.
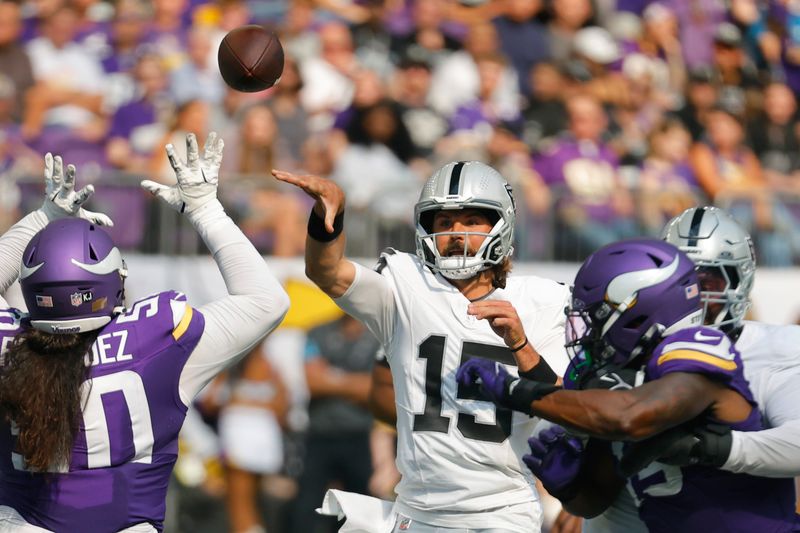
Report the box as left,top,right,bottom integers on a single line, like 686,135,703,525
272,170,355,298
458,360,721,441
142,133,290,402
0,153,112,295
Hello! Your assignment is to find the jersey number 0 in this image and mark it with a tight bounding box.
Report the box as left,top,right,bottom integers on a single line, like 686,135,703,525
413,335,516,443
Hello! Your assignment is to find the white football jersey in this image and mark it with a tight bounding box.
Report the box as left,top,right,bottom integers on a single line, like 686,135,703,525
584,319,800,533
337,251,570,530
736,320,800,421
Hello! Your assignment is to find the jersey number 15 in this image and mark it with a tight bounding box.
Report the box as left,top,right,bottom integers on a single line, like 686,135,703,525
413,335,515,443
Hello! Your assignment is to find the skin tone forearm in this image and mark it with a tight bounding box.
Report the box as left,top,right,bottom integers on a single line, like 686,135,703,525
529,373,717,441
272,170,355,298
467,299,544,373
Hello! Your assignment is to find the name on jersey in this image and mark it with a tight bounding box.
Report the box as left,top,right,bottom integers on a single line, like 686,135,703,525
85,330,132,366
0,336,12,358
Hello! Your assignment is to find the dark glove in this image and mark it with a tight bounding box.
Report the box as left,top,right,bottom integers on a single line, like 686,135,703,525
456,358,560,414
580,367,640,391
620,422,733,477
523,425,585,501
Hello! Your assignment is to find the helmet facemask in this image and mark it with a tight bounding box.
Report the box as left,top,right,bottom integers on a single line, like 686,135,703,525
415,210,513,280
414,161,516,281
695,261,753,334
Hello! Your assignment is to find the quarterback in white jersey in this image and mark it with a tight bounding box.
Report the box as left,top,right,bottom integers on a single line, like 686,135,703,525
274,161,570,532
581,206,800,533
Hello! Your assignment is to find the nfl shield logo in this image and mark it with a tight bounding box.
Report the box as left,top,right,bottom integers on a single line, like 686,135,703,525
398,517,411,531
70,292,83,307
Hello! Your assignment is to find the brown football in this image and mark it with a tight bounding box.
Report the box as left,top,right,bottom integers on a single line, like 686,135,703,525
217,25,284,92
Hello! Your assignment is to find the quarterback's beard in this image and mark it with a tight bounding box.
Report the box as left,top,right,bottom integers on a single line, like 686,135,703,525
442,241,478,258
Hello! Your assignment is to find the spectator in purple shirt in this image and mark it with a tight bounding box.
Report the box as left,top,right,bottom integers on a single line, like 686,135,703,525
637,118,701,234
106,52,171,172
533,93,638,260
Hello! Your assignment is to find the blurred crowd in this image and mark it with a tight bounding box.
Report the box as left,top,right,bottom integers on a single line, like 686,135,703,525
3,0,800,263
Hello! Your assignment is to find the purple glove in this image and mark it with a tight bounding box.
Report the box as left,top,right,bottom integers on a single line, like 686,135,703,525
522,425,584,501
456,358,515,406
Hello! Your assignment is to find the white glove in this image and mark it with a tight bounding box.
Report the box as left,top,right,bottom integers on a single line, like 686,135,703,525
40,153,114,226
141,132,224,214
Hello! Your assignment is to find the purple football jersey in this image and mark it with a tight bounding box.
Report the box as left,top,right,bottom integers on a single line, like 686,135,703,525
628,326,797,533
533,138,620,223
0,291,205,533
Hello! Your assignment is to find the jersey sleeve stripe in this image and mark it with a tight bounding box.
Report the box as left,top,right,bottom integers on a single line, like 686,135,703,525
656,349,737,371
172,306,194,340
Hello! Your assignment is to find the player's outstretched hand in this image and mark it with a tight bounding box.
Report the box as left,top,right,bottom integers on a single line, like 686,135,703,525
272,169,345,233
141,132,224,214
41,153,113,226
523,424,584,501
456,358,514,406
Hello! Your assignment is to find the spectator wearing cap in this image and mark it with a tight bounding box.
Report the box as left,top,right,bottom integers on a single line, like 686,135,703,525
391,56,448,160
571,26,630,108
492,0,550,97
0,0,34,123
532,93,638,260
675,66,718,140
690,104,798,266
546,0,594,65
710,22,762,117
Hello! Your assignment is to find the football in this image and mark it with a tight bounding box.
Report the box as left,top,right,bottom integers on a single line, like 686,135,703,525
217,25,284,92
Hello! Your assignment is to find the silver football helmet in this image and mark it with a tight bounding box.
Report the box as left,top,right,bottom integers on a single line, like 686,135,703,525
661,206,755,334
414,161,515,280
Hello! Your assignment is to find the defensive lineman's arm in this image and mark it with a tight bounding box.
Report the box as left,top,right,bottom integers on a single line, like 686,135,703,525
143,134,290,402
460,361,741,441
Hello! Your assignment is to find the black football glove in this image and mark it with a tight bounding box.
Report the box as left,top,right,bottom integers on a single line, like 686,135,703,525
620,421,733,477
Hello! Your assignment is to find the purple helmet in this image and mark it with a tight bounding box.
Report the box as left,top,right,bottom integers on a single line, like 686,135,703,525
20,218,127,334
567,239,703,368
